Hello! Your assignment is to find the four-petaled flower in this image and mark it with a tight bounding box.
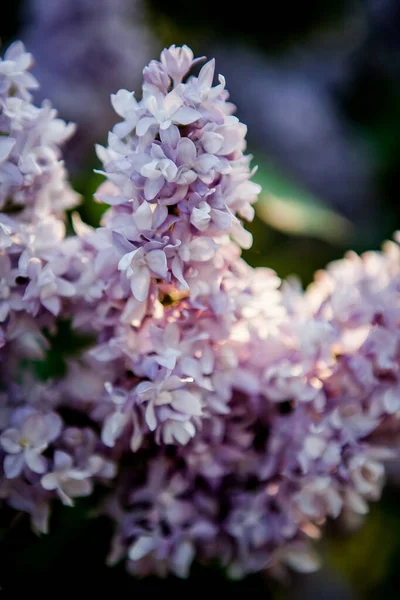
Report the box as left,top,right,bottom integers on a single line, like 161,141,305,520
0,411,62,478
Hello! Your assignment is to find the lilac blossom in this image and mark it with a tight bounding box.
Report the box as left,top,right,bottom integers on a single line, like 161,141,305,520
0,409,61,478
0,41,115,534
1,40,400,584
41,450,104,506
0,41,78,361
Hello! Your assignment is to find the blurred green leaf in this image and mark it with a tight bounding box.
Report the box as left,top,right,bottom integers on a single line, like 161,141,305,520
253,160,354,244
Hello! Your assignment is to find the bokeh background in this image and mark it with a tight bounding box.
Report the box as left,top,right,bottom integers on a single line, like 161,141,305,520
2,0,400,596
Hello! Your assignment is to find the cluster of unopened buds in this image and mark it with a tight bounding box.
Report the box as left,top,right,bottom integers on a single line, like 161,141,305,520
1,41,399,579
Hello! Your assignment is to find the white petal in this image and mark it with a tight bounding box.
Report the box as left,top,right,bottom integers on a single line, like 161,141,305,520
172,106,201,126
164,89,184,114
102,413,128,447
146,249,168,278
0,137,15,163
25,449,47,474
128,536,155,561
111,89,137,118
383,388,400,414
136,116,157,136
202,132,223,154
198,59,215,89
171,391,202,416
171,256,188,289
195,153,219,173
171,541,195,578
134,202,153,230
210,208,232,230
145,402,157,431
40,472,59,491
131,266,151,301
188,238,217,261
118,250,137,272
304,436,327,459
191,207,211,231
285,545,321,573
41,295,61,316
172,421,196,445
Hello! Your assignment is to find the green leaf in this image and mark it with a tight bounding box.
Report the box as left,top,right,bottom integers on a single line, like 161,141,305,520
253,160,353,244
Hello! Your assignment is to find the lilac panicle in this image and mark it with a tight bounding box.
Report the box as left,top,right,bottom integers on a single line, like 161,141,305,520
69,45,261,453
0,41,80,357
1,41,400,581
0,42,114,533
65,45,400,579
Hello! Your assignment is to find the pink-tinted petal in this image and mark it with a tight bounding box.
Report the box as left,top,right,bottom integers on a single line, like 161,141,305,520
189,238,217,261
202,132,223,154
198,59,215,89
172,106,201,126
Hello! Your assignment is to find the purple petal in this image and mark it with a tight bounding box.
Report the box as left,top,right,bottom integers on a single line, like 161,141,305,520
25,449,47,474
0,429,21,453
144,176,164,201
146,249,168,278
113,231,135,255
4,453,24,478
54,450,73,471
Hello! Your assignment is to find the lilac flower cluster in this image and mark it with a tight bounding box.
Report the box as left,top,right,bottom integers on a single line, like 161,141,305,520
0,43,114,532
0,42,399,579
0,42,80,359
